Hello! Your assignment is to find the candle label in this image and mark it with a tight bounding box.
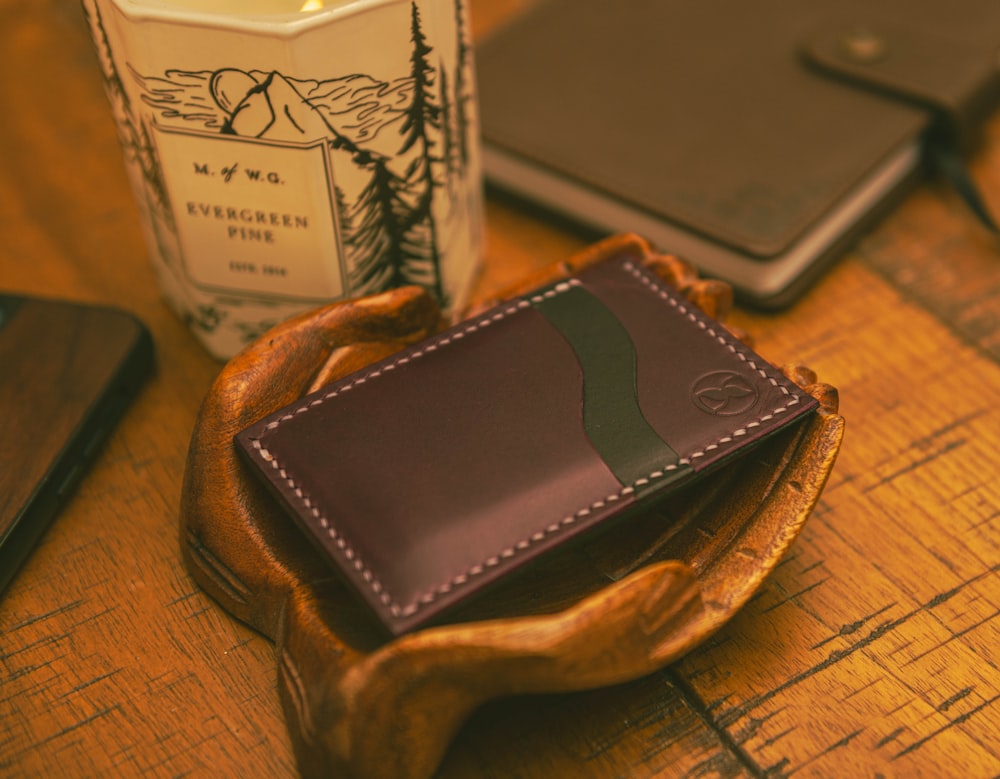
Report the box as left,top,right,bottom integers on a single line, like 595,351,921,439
82,0,483,358
155,126,345,300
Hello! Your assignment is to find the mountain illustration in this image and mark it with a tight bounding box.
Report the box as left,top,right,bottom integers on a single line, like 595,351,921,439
135,67,411,152
219,70,336,141
299,74,414,147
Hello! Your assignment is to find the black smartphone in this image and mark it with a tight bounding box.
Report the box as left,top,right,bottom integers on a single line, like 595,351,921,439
0,294,153,595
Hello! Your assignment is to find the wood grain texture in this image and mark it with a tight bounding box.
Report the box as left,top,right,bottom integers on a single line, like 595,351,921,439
1,0,998,777
854,131,1000,361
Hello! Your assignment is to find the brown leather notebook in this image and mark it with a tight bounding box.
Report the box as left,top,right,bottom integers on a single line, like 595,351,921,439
476,0,1000,307
236,249,818,634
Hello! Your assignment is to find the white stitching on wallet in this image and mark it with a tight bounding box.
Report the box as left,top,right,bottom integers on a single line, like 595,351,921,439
251,262,805,621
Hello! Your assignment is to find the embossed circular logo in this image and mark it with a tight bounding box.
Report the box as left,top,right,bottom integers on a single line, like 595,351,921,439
691,371,759,416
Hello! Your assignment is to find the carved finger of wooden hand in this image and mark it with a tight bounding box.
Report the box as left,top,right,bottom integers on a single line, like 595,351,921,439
291,560,701,779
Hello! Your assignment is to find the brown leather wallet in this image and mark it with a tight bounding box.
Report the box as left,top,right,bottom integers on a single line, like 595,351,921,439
235,251,818,634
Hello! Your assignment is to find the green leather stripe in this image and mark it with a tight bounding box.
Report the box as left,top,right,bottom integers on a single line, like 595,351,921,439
531,284,691,492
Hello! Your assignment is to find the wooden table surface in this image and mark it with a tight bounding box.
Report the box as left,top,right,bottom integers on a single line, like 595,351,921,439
2,0,999,776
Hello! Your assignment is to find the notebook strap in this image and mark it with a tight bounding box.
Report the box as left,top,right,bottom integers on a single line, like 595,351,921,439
803,20,1000,235
927,131,999,235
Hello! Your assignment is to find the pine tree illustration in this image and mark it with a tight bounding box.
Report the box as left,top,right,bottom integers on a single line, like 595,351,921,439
84,1,132,114
84,3,179,235
268,106,411,298
334,183,361,288
452,0,473,169
398,1,446,304
346,148,419,295
335,184,353,235
438,63,460,191
132,119,175,232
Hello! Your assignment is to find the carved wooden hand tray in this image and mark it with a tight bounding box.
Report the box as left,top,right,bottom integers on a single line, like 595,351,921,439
180,234,844,779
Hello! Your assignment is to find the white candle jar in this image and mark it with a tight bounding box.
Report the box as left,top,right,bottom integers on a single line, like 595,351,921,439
82,0,483,359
